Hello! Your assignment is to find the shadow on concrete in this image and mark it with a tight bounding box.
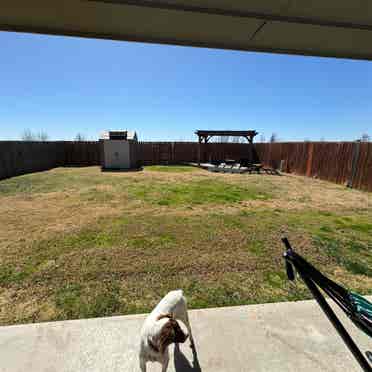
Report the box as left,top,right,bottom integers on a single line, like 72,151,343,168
174,343,202,372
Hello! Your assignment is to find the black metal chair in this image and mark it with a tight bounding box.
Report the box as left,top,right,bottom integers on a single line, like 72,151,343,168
282,238,372,371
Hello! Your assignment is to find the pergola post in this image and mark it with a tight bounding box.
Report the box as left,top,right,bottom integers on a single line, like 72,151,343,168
247,135,254,163
198,135,202,165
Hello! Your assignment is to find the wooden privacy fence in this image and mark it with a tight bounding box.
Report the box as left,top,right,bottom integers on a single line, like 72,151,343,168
0,141,65,180
255,142,372,192
137,142,253,165
0,141,371,191
63,141,101,166
0,141,100,180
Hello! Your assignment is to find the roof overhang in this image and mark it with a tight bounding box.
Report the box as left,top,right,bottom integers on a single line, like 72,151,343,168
2,1,372,60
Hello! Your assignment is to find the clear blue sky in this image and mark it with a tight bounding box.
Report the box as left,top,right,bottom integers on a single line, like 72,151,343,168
1,31,371,142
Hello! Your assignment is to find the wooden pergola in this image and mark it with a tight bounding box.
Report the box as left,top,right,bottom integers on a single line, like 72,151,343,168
195,130,258,165
195,130,258,144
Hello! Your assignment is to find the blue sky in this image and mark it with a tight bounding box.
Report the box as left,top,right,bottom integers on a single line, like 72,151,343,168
1,31,371,142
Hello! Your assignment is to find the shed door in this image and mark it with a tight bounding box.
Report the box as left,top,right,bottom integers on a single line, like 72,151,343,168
104,141,130,169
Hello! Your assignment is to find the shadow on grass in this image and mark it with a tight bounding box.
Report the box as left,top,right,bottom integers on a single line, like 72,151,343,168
174,343,202,372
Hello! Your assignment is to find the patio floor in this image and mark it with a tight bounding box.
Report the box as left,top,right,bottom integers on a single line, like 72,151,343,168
0,298,371,372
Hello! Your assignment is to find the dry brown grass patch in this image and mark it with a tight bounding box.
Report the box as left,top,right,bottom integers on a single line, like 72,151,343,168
0,167,370,325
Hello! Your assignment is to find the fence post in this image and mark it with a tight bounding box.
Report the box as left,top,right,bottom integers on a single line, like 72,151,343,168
306,142,314,177
347,140,361,188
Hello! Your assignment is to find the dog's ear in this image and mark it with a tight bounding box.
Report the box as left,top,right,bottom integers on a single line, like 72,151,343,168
158,320,176,353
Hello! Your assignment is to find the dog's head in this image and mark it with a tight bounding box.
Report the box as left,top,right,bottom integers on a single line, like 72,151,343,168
156,314,188,353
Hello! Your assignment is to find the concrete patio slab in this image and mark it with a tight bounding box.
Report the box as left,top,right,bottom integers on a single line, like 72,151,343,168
0,298,371,372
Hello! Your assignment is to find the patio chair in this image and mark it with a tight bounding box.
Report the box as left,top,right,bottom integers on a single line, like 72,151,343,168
230,163,245,174
239,158,252,167
222,163,235,173
215,162,227,172
205,163,218,172
282,238,372,371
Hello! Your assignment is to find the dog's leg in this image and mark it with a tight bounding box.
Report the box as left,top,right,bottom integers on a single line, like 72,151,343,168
161,353,169,372
139,357,147,372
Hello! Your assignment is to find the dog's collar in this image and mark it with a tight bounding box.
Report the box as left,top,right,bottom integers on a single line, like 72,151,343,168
148,339,160,353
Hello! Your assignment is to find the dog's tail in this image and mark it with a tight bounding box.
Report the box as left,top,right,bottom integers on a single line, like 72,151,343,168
166,289,186,307
176,289,185,301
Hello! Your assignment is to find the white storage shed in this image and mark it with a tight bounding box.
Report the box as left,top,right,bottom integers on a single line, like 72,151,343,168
100,130,141,171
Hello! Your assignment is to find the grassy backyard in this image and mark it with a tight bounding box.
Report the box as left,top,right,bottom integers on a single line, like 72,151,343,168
0,166,371,325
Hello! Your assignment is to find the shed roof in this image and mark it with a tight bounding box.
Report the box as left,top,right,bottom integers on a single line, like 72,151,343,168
2,1,372,60
100,130,137,140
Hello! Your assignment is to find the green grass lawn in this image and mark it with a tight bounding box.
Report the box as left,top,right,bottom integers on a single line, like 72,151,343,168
0,166,371,325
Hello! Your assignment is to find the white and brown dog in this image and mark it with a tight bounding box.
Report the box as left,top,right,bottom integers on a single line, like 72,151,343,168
139,290,194,372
